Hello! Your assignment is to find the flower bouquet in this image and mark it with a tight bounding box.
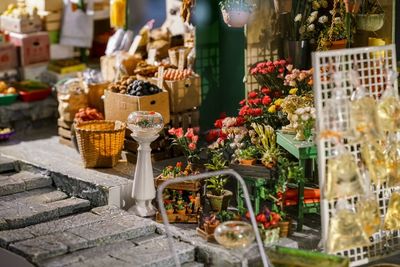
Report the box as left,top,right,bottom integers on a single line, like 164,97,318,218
168,127,201,166
250,59,290,91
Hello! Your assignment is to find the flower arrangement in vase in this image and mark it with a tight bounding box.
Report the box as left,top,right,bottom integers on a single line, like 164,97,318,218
219,0,254,28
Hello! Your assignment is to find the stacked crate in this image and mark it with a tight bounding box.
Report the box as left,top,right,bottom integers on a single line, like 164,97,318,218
57,118,74,148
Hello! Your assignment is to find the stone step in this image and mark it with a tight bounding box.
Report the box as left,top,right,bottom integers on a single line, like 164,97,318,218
182,262,205,267
0,171,52,196
1,206,157,263
0,157,18,174
38,238,195,267
0,188,90,231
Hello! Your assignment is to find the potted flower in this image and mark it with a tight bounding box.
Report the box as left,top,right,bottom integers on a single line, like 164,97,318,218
219,0,254,28
205,152,233,212
176,203,186,215
187,202,194,214
245,207,281,245
165,203,174,215
250,123,281,169
356,0,384,32
203,214,220,234
237,146,259,166
168,128,201,169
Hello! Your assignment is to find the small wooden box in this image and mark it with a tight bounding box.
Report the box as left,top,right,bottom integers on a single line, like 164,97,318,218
104,90,170,124
9,32,50,66
0,16,42,34
0,44,18,71
151,75,201,113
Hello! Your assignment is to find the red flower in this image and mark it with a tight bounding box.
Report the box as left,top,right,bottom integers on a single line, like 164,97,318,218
267,66,275,73
175,128,184,138
214,119,223,129
192,135,199,143
261,87,271,95
235,116,245,126
248,91,258,99
253,98,261,105
239,105,249,116
239,99,246,106
262,96,272,105
188,142,196,151
176,162,183,168
253,108,263,116
185,128,194,139
278,68,285,73
279,59,286,65
206,129,220,143
168,128,176,135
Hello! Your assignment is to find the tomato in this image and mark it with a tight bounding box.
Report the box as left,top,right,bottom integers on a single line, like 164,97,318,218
256,213,267,223
271,220,279,227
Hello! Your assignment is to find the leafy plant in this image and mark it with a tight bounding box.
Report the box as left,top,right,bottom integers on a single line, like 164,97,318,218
176,203,185,210
251,123,281,168
165,203,174,210
359,0,384,14
219,0,254,12
205,152,228,196
217,210,237,222
237,146,260,160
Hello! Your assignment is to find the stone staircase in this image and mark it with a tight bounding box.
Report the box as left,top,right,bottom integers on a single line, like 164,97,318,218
0,157,202,267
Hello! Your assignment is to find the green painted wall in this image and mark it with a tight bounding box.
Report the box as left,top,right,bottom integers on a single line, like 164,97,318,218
196,0,245,130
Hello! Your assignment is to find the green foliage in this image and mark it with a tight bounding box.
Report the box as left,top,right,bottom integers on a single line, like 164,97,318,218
205,152,229,196
217,210,237,222
237,146,260,160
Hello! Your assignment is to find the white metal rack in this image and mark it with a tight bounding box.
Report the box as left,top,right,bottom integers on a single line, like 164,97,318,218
312,44,400,266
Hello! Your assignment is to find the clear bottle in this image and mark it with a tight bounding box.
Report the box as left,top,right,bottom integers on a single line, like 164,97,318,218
360,134,388,186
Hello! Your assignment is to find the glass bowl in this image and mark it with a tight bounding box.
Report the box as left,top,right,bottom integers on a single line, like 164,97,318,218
127,111,164,136
214,221,255,249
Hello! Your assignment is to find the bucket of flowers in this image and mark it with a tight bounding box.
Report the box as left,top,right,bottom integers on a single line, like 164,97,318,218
244,207,281,246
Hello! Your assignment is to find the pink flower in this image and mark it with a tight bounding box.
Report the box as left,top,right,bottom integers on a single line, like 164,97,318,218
185,128,194,139
168,128,176,135
175,128,184,138
188,142,196,151
192,135,199,143
278,68,285,73
279,59,286,65
239,99,246,106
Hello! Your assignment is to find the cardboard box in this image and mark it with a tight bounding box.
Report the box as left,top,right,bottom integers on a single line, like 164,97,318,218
151,75,201,113
44,21,61,31
50,44,75,60
20,62,48,80
9,32,50,66
104,90,170,124
100,53,141,82
0,16,42,33
0,43,18,71
87,82,110,112
26,0,63,11
38,10,62,22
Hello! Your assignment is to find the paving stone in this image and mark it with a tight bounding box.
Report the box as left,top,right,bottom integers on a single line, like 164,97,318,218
0,171,52,197
0,157,18,173
10,232,88,262
182,262,204,267
91,205,128,217
48,198,90,217
130,233,166,245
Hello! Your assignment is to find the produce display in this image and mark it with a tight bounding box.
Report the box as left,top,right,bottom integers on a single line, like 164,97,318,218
108,76,162,96
158,68,194,81
0,81,17,95
133,61,159,77
74,107,104,123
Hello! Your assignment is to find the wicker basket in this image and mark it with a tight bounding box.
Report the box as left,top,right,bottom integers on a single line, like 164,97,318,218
75,120,126,168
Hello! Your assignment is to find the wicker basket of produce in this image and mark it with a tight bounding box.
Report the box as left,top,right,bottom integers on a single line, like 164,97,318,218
75,120,126,168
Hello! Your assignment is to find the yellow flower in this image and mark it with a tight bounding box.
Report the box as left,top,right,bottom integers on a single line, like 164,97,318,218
274,98,284,106
268,105,276,113
289,88,298,95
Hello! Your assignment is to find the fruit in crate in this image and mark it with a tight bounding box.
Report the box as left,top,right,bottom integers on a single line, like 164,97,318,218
108,76,136,94
74,108,104,123
0,81,17,95
126,80,161,96
157,68,194,81
133,61,159,77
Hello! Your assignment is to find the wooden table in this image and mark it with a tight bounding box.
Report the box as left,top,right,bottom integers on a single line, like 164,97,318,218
276,131,318,231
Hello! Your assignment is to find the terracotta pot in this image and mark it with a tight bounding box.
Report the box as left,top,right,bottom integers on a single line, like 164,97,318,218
187,208,193,214
166,209,174,215
204,222,219,235
207,190,233,212
221,8,250,28
239,158,256,166
177,209,186,215
273,0,292,14
356,13,385,32
278,220,292,237
329,39,347,50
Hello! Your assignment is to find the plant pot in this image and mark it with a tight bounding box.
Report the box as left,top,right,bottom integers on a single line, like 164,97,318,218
261,227,280,245
177,209,186,216
273,0,292,14
207,190,233,212
279,220,292,237
239,159,257,166
329,39,347,50
204,222,219,235
221,8,251,28
166,209,174,215
356,13,385,32
187,209,193,214
283,40,311,70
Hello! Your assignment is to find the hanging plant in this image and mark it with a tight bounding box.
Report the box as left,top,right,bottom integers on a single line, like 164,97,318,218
356,0,385,32
219,0,255,28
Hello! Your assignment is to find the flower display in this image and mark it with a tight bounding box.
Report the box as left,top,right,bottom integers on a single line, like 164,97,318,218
169,127,201,164
284,67,314,96
250,59,290,90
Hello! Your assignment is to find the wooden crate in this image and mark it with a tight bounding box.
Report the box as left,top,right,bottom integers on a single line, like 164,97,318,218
59,136,74,148
170,108,200,129
155,212,198,223
196,227,216,242
155,175,202,191
57,119,74,147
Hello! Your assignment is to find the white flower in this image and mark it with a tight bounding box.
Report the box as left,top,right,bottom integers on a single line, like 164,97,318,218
296,108,305,115
301,114,310,121
304,107,311,112
311,113,316,119
310,11,318,18
334,17,341,23
287,64,294,72
299,25,306,35
289,81,297,87
307,24,315,32
292,114,299,121
310,107,316,114
293,122,299,129
307,15,317,24
318,15,328,24
230,143,237,149
294,14,302,22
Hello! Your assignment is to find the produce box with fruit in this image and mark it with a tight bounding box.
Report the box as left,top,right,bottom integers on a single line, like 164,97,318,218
104,76,170,123
0,80,18,105
151,68,201,113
